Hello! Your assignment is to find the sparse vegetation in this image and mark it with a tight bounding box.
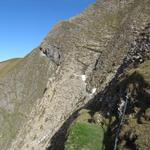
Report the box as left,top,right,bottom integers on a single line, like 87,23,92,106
0,58,22,78
0,0,150,149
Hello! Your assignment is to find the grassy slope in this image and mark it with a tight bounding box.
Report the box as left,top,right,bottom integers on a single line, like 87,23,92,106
134,60,150,85
0,50,56,150
114,60,150,149
119,60,150,90
0,58,22,78
0,58,24,148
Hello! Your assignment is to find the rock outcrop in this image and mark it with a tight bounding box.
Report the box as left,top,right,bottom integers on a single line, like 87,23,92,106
0,0,149,150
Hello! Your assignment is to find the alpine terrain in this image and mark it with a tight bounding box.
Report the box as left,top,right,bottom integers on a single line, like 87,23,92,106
0,0,150,150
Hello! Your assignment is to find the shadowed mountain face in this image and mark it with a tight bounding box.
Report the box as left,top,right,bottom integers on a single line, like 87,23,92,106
0,0,150,150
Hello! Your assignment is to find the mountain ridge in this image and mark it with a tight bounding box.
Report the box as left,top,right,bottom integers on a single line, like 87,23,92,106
0,0,149,149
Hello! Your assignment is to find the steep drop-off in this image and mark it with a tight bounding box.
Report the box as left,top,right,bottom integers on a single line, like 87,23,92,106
0,0,149,150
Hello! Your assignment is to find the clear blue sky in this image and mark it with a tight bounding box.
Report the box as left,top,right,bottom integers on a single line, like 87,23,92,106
0,0,96,61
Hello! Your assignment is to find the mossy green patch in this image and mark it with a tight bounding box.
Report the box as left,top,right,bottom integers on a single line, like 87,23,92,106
65,122,105,150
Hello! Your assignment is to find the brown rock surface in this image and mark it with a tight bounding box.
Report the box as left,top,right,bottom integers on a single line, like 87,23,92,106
0,0,149,150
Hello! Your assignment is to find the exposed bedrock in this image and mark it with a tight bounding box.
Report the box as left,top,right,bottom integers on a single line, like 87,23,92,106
0,0,149,150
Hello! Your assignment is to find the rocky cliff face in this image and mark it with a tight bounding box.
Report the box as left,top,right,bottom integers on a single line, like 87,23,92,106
0,0,149,150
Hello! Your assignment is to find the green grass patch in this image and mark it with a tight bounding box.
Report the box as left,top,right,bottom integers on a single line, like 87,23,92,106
65,122,105,150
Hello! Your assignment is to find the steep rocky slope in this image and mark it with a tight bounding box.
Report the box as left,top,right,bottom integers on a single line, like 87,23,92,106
0,50,57,149
63,19,150,149
64,60,150,150
0,0,149,150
